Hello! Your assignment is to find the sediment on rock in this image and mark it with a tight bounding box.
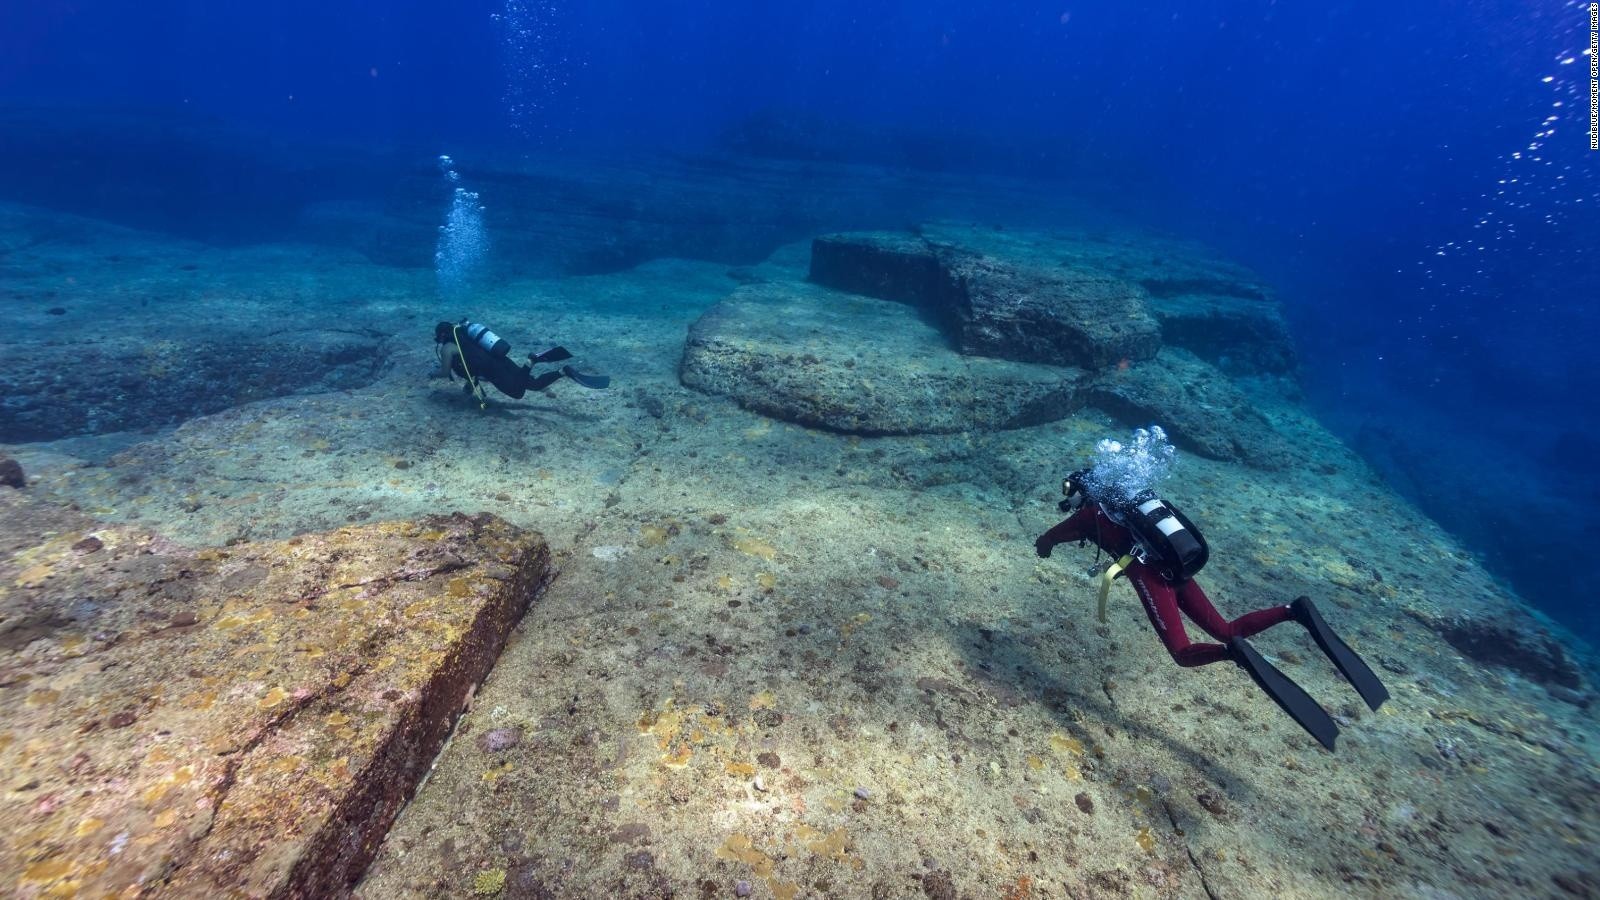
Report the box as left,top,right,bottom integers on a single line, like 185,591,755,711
0,490,551,898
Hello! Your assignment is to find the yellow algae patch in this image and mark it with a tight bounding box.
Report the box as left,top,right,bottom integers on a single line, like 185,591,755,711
1026,755,1044,771
269,756,305,775
639,525,670,548
661,746,694,768
769,881,800,900
326,712,350,727
446,577,472,599
639,702,686,747
26,688,61,707
16,563,54,586
214,615,247,630
60,634,86,653
145,747,174,765
749,691,776,710
716,834,776,877
258,687,288,710
472,868,507,895
183,689,217,710
715,575,734,591
74,817,105,837
731,536,777,561
841,612,871,637
153,809,179,828
1135,827,1156,854
1062,762,1082,781
796,824,852,861
756,572,776,591
726,761,757,777
22,857,73,883
1049,733,1085,755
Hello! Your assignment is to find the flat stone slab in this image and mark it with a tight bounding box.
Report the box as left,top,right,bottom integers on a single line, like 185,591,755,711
0,490,550,898
680,281,1087,435
1087,348,1296,468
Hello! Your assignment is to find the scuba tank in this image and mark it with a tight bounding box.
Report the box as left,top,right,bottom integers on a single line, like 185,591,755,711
1117,491,1209,582
1059,472,1209,582
463,321,509,356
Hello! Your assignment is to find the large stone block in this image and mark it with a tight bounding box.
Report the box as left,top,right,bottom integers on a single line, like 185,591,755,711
809,231,1161,369
680,281,1087,435
0,492,551,898
810,225,1297,375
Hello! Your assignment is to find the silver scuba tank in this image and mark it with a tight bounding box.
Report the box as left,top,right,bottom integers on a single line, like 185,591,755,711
464,322,509,356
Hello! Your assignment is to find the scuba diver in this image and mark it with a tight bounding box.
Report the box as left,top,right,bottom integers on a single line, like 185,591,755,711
433,320,610,409
1033,427,1388,751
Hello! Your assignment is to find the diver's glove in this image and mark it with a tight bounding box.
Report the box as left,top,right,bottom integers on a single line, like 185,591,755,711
1034,535,1053,558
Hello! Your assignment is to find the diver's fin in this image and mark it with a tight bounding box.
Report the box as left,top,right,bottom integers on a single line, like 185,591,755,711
1229,637,1340,751
561,366,610,390
531,346,573,364
1291,596,1389,712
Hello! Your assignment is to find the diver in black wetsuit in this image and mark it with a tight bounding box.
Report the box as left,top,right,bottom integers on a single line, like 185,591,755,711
434,320,610,408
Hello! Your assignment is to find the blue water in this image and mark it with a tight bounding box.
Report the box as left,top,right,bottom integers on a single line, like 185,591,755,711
3,0,1595,642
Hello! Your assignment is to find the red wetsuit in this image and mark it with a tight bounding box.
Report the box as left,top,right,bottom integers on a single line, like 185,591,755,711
1036,504,1293,667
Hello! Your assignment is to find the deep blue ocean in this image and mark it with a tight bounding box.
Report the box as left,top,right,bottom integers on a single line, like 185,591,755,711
3,0,1596,644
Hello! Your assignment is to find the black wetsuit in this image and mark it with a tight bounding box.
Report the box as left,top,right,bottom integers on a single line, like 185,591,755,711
448,334,564,399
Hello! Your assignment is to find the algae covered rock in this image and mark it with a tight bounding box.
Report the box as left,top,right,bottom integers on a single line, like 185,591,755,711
680,280,1088,435
1085,348,1296,468
0,490,551,898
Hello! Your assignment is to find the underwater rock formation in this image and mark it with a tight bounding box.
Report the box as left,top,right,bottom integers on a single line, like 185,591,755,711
0,490,551,898
811,231,1162,369
1412,607,1585,690
680,281,1087,435
1086,348,1296,468
0,329,385,442
810,224,1296,375
0,455,23,488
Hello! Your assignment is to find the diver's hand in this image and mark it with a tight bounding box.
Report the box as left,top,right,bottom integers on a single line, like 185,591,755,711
1034,536,1053,558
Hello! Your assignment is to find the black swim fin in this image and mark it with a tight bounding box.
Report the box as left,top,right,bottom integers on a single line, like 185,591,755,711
561,365,610,390
1229,637,1340,751
531,346,573,364
1291,596,1389,712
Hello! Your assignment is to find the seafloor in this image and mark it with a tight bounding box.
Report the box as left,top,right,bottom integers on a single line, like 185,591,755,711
2,169,1596,900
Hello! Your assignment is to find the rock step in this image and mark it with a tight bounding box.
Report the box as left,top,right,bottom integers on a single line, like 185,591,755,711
810,225,1297,375
1087,348,1297,469
680,281,1088,436
0,491,551,898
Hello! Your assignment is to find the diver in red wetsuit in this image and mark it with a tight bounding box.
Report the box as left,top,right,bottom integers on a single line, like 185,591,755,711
1035,497,1293,667
1035,468,1388,751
